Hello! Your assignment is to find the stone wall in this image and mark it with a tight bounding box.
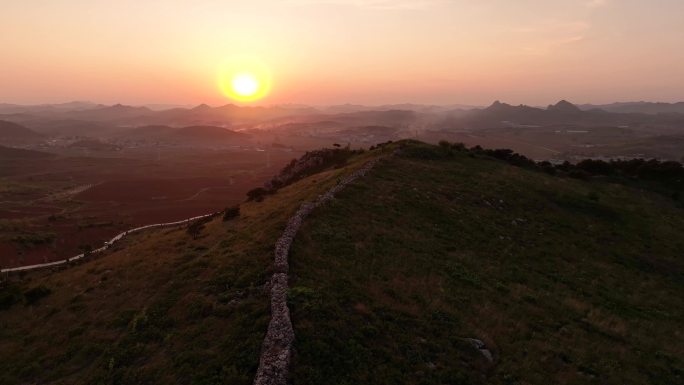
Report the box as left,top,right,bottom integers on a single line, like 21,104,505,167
253,158,380,385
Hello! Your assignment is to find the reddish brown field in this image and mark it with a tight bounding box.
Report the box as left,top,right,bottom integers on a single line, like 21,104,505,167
0,147,299,268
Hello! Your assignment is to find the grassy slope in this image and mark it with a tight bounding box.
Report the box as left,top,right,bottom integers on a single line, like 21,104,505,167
289,142,684,385
0,151,379,385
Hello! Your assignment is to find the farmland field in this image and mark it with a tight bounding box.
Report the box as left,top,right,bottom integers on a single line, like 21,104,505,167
0,147,298,268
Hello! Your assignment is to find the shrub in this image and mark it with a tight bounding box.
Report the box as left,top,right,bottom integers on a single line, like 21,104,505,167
577,159,614,175
450,142,466,151
0,284,23,310
401,143,451,160
223,205,240,221
538,161,556,175
187,221,205,240
24,285,51,305
567,168,590,180
246,187,270,202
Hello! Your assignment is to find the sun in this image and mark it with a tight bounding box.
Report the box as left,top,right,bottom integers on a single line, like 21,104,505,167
218,56,271,103
232,73,260,97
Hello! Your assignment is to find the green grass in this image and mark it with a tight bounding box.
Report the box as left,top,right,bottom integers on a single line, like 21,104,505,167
2,141,682,384
0,151,381,385
289,141,684,385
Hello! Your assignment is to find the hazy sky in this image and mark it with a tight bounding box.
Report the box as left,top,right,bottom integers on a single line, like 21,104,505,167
1,0,683,106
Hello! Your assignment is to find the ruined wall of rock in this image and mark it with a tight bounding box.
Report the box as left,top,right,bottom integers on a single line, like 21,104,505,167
253,158,379,385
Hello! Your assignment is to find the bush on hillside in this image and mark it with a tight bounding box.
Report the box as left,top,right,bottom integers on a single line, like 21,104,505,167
246,187,271,202
249,147,365,203
0,283,23,310
187,216,213,239
24,285,51,305
576,159,615,175
223,205,240,221
438,140,683,199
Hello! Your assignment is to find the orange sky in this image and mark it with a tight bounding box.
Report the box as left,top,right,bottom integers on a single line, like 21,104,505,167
1,0,683,106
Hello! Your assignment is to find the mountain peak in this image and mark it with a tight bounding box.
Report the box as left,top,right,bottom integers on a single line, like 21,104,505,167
486,100,512,110
547,100,580,112
192,103,212,111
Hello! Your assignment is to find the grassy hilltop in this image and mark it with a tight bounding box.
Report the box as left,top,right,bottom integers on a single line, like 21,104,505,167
1,140,683,385
288,141,684,385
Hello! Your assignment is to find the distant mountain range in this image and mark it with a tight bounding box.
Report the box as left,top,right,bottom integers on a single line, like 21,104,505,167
1,100,683,141
320,103,479,114
0,101,98,114
2,100,684,118
439,100,684,130
578,101,684,114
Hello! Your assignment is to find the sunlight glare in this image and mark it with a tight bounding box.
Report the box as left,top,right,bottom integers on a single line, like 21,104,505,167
218,56,271,103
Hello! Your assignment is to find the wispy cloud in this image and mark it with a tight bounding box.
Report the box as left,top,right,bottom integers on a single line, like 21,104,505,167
585,0,608,8
283,0,449,10
511,19,591,55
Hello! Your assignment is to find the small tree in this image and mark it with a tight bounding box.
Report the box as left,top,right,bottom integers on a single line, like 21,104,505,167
246,187,269,202
223,205,240,221
187,221,205,240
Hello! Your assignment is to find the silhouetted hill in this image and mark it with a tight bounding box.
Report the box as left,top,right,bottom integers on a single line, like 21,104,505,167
27,119,119,136
547,99,582,113
579,101,684,114
141,103,318,126
330,109,418,128
447,100,684,129
0,120,43,145
322,103,477,114
69,104,154,122
0,120,42,138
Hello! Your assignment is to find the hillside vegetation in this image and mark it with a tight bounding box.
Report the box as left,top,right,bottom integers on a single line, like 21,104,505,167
288,141,684,385
1,140,682,385
0,149,379,385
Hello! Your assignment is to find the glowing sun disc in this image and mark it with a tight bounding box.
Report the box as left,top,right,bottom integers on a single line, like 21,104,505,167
232,73,259,97
218,56,271,102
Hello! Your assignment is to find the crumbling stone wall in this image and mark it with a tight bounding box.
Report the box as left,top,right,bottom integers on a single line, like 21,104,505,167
253,158,380,385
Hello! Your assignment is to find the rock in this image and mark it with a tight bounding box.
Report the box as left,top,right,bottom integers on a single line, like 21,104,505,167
463,338,494,363
480,349,494,362
463,338,485,349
